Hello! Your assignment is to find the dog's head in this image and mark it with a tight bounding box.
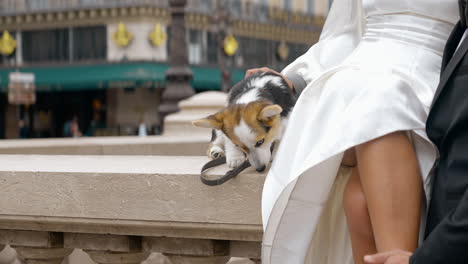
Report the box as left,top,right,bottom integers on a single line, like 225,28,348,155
193,101,283,172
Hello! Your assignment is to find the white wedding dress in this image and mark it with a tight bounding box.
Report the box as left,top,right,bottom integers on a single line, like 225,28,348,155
261,0,459,263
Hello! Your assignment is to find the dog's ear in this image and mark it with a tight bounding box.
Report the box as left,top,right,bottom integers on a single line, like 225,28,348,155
192,112,224,129
259,104,283,119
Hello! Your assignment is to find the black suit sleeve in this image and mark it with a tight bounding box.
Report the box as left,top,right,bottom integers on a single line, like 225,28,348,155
410,189,468,264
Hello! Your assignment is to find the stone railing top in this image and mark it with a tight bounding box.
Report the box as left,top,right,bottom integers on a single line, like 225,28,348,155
0,135,210,156
0,155,264,241
0,135,209,148
178,91,227,110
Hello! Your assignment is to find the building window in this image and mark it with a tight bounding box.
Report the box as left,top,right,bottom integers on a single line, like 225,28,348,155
238,37,269,68
288,43,309,63
206,32,218,65
73,26,107,61
188,30,203,65
273,41,310,70
22,28,69,63
187,0,214,13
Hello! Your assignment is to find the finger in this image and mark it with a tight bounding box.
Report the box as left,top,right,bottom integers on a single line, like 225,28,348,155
364,252,397,263
245,67,270,78
385,256,404,264
268,69,282,75
245,69,257,78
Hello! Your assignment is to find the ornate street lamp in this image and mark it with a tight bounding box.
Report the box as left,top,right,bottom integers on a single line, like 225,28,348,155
214,0,231,92
159,0,194,125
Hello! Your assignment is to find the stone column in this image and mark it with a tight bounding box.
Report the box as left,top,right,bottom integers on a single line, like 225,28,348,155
159,0,194,125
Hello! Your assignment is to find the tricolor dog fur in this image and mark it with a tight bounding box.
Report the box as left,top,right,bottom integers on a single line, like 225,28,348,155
192,72,296,172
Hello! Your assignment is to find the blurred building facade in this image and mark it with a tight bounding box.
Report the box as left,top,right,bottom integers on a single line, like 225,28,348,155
0,0,331,139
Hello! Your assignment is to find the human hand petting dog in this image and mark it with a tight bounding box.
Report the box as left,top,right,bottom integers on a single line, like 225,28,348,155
245,67,294,90
364,250,412,264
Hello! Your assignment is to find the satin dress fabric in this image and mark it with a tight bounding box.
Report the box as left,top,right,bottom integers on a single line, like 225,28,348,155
261,0,459,263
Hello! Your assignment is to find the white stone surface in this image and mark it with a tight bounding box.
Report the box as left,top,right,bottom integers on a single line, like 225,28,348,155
164,91,227,136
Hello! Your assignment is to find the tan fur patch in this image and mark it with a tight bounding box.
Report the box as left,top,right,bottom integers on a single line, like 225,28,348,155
223,101,281,149
195,101,282,153
243,101,281,144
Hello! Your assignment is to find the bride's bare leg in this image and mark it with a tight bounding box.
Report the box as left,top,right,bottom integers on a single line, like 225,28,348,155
356,131,422,252
344,167,376,264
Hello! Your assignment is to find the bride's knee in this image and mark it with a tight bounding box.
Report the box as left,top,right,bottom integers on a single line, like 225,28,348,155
344,175,372,236
343,183,367,222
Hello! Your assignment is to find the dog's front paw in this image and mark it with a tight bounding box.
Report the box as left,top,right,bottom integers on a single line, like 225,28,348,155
226,154,246,168
208,145,224,159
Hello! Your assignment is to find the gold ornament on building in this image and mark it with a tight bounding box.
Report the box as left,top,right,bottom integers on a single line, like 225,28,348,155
277,41,289,62
0,31,16,56
223,34,238,56
149,23,167,47
113,22,133,48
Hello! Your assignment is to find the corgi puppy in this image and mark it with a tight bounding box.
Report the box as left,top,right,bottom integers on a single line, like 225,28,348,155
192,72,296,172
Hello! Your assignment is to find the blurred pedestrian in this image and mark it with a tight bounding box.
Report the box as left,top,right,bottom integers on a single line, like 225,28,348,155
64,116,82,138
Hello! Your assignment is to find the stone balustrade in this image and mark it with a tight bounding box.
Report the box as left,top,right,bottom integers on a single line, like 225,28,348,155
0,155,264,264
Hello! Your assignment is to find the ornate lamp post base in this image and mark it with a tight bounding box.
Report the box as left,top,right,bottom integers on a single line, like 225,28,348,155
159,66,194,119
159,0,194,126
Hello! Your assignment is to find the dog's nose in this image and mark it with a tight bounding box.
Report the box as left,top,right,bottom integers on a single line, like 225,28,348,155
256,165,266,172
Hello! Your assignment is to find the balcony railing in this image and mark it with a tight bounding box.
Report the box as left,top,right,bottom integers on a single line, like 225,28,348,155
0,154,264,264
0,0,167,16
0,91,266,263
0,0,318,27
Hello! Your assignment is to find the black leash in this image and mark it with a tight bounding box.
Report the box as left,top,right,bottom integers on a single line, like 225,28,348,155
200,156,251,186
200,142,276,186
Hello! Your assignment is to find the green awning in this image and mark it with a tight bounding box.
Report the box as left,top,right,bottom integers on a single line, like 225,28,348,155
0,62,246,93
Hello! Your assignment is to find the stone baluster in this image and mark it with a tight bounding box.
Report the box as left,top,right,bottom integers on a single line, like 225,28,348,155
0,245,20,264
143,237,231,264
64,233,149,264
0,230,72,264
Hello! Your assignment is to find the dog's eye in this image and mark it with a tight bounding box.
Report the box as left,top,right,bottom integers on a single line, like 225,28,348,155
255,139,265,147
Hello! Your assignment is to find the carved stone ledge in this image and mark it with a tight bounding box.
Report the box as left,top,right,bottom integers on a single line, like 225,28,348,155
84,250,149,264
13,246,72,264
0,230,63,248
64,233,142,253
